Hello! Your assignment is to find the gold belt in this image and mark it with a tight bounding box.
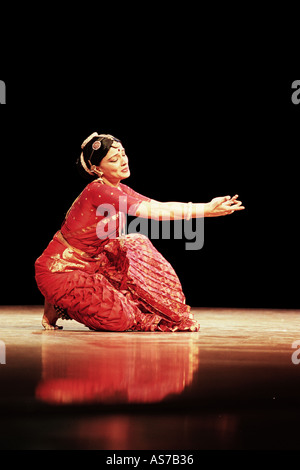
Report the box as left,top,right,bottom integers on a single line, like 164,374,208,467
56,231,95,259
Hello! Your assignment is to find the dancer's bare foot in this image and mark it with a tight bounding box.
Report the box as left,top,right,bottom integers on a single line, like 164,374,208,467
42,300,63,330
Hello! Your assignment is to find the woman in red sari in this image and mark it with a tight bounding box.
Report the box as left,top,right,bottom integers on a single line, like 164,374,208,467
35,133,244,332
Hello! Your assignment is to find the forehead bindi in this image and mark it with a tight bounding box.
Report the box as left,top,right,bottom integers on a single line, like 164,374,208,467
110,144,125,155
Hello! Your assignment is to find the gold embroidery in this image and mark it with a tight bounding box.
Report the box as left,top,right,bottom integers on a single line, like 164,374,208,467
47,250,87,273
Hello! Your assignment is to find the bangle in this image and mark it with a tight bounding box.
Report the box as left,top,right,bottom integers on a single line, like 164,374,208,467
186,202,193,220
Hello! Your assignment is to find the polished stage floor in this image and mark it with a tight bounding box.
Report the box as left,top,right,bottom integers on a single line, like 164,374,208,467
0,305,299,450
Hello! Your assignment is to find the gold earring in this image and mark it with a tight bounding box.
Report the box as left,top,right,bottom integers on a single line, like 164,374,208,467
90,165,104,182
98,170,104,183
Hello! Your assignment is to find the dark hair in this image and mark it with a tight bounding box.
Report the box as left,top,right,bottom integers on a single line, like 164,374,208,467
76,133,121,179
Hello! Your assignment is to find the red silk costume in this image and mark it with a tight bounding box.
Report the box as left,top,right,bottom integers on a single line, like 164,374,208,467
35,180,200,332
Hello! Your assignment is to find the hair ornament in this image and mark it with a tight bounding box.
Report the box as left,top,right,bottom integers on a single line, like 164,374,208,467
92,140,102,151
81,132,99,149
80,151,94,175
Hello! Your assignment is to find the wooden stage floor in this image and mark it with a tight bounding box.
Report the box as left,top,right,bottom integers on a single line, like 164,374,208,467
0,305,300,450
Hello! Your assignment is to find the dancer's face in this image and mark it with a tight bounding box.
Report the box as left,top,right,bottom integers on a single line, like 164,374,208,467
99,142,130,185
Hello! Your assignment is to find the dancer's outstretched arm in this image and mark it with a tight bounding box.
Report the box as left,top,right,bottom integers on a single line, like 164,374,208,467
136,194,245,220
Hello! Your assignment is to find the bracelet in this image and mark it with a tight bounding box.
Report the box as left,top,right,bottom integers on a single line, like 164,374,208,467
186,202,193,221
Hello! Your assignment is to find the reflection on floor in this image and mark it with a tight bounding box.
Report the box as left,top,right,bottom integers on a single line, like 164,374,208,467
0,305,300,450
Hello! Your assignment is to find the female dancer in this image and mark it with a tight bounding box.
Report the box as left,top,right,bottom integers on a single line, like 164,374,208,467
35,133,244,332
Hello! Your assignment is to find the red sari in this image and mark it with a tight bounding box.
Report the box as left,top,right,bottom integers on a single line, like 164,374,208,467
35,180,200,332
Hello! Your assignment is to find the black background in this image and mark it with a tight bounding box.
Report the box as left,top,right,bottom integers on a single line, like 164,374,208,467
1,61,299,309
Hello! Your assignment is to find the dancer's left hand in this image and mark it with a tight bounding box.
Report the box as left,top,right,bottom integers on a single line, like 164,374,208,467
205,194,245,217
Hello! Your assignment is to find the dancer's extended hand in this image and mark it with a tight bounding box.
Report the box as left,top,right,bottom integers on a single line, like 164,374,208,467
205,195,245,217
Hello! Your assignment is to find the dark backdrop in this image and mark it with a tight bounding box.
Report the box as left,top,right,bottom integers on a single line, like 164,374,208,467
1,71,299,309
